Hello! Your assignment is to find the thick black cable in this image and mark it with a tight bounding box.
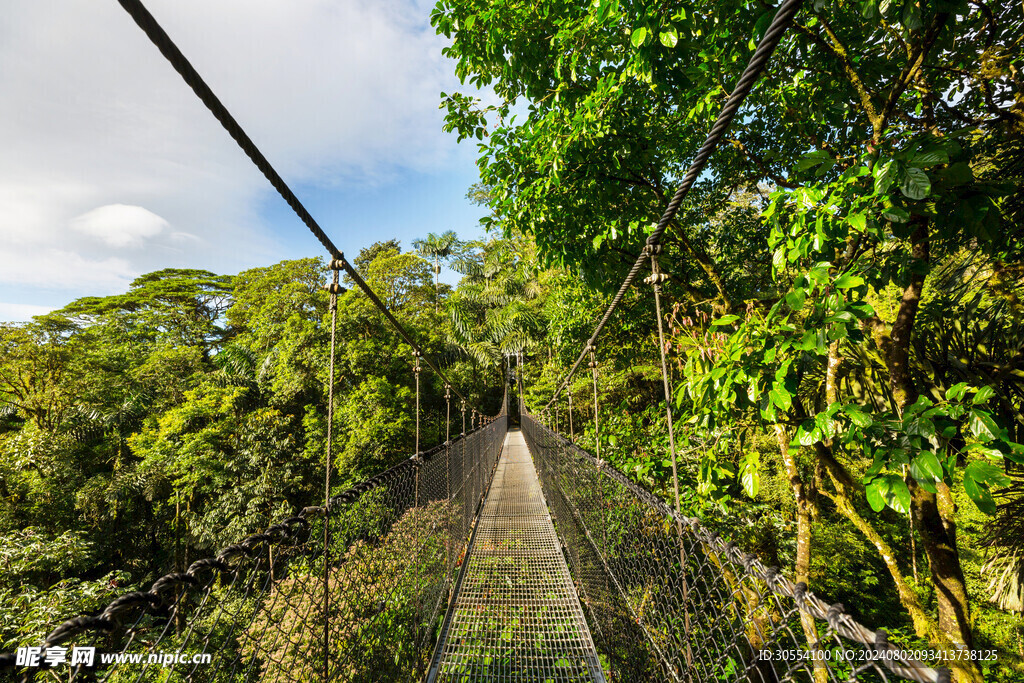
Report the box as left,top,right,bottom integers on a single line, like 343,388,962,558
545,0,803,409
114,0,477,410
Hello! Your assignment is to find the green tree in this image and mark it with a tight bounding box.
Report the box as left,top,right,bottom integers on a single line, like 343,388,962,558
433,0,1024,679
412,230,464,309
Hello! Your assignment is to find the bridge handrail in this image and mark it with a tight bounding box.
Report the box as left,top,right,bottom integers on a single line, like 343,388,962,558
3,413,509,682
523,412,948,683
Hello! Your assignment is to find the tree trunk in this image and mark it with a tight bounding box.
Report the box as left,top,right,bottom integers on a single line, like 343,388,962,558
774,425,827,683
912,482,974,649
883,219,977,675
815,443,982,683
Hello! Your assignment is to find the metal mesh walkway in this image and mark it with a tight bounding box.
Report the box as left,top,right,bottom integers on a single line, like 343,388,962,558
427,429,606,682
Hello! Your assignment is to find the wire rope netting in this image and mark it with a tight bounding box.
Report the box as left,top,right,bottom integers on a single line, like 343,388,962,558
2,412,508,683
521,414,946,683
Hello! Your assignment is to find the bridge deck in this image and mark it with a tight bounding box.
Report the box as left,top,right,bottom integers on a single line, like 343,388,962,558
427,429,606,682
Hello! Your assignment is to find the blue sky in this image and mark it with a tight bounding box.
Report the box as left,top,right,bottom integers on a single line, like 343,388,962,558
0,0,489,322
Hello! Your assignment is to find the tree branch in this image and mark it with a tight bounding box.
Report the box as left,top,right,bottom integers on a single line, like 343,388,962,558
725,138,798,188
794,18,881,138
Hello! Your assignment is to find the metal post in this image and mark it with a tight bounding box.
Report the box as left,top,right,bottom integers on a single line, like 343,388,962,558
445,385,452,461
444,383,452,586
413,351,422,507
645,245,693,675
568,392,574,441
413,351,422,455
322,261,345,683
588,345,600,461
514,351,523,417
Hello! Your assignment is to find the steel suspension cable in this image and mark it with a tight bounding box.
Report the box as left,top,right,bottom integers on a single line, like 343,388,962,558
544,0,803,410
114,0,483,414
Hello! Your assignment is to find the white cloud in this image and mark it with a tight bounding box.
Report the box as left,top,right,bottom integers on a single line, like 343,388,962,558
0,248,136,292
0,302,55,322
69,204,168,248
0,0,472,305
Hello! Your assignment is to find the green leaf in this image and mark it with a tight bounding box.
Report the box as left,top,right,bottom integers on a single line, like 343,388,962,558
596,0,617,22
874,160,897,194
785,289,806,310
905,415,936,439
824,310,855,323
740,451,760,498
915,451,944,480
815,412,836,439
899,167,931,200
773,248,786,271
842,404,872,428
969,409,1003,440
712,315,740,326
945,382,968,401
659,27,678,48
834,273,865,289
908,150,948,168
885,475,911,514
795,151,830,171
965,460,1011,488
973,385,996,404
883,206,910,223
770,384,792,411
797,421,817,446
909,458,938,493
631,27,648,48
963,472,996,515
865,478,886,512
848,213,867,231
809,262,831,285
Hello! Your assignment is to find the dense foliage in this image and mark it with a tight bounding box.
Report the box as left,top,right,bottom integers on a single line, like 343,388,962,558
0,243,510,654
433,0,1023,681
2,1,1022,681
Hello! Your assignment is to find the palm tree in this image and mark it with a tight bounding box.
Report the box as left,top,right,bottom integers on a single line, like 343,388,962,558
412,230,463,310
446,234,544,367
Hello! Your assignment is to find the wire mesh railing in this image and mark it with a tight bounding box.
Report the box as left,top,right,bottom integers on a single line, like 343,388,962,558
521,413,946,683
3,413,508,683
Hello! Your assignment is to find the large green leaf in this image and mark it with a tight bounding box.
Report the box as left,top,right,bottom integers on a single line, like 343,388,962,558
833,273,865,289
740,452,760,498
874,160,897,194
842,404,872,428
914,451,944,480
969,409,1003,440
865,478,886,512
945,382,968,401
770,384,792,411
963,473,996,515
884,474,911,514
973,385,996,404
899,167,931,200
965,460,1011,488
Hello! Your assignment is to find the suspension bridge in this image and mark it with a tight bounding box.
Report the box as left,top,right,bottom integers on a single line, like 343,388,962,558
1,0,956,681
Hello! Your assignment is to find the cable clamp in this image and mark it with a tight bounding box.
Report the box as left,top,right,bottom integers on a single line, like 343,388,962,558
323,282,347,294
328,258,345,270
